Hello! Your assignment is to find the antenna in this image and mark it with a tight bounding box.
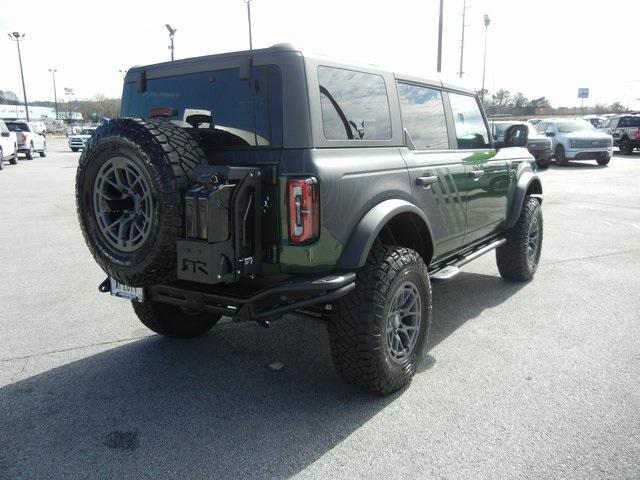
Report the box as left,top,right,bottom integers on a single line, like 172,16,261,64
245,0,253,52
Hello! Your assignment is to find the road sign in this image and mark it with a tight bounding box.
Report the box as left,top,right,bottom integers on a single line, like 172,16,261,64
578,88,589,99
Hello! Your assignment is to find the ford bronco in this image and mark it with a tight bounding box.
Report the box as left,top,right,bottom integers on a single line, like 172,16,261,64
76,44,543,394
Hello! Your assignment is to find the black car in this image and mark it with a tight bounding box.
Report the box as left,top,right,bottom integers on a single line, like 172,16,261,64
491,121,552,168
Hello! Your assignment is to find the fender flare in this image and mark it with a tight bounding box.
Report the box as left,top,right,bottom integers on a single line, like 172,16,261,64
506,171,543,229
337,199,433,270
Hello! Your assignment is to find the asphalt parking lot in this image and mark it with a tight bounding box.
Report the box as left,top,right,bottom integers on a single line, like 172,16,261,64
1,138,639,479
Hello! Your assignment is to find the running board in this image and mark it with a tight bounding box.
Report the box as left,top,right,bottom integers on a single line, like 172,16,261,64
431,238,507,282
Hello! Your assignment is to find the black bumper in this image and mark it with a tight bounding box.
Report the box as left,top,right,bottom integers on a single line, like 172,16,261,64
147,273,356,321
573,151,610,160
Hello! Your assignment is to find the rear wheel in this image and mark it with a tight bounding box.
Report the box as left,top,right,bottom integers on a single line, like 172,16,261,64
132,299,221,338
328,245,432,394
496,197,543,282
619,138,633,155
25,143,34,160
9,145,18,165
555,145,567,165
535,156,551,169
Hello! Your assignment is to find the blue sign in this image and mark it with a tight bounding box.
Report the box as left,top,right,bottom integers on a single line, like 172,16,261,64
578,88,589,99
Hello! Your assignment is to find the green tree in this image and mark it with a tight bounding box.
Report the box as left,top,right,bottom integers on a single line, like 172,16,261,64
609,102,625,113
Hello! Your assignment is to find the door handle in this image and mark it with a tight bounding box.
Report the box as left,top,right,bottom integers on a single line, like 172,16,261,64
469,170,485,179
416,176,438,188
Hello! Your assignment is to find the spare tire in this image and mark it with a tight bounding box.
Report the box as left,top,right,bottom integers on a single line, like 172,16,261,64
76,118,205,286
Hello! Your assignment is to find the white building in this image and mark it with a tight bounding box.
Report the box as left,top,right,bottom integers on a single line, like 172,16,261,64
0,104,83,121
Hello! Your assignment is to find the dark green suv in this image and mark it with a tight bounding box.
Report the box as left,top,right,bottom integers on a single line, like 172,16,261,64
76,44,543,394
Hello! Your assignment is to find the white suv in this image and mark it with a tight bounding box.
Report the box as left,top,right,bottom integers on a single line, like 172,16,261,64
536,119,613,166
0,119,18,169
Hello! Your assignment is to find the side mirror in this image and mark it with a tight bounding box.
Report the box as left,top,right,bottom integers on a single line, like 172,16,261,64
1,132,9,137
545,131,555,137
503,124,528,148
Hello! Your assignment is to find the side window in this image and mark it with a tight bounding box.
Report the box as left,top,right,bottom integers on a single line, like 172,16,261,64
318,66,391,140
448,93,490,149
397,82,448,150
536,122,547,134
545,123,555,134
618,117,628,128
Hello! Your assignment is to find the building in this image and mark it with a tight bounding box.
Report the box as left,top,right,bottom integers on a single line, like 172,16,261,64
0,104,83,121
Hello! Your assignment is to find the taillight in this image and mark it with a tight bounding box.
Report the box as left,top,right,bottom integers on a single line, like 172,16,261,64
635,128,640,140
288,177,319,244
19,133,27,143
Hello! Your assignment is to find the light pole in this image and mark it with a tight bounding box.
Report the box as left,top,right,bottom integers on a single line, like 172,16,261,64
166,24,177,61
481,14,491,104
245,0,253,51
8,32,29,121
48,68,59,120
436,0,443,73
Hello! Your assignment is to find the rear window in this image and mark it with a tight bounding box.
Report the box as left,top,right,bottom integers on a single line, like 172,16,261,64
318,66,391,141
6,122,30,132
619,116,640,128
121,65,283,147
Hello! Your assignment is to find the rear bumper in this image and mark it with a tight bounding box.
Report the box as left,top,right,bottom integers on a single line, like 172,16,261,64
142,273,356,321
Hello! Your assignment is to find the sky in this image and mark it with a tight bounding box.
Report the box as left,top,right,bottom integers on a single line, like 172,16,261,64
1,0,639,109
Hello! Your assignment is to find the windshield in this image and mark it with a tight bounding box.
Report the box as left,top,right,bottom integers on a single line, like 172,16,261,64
493,123,515,136
121,65,283,148
556,121,594,133
5,122,29,132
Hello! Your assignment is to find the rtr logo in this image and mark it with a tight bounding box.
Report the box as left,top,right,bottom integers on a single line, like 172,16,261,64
182,259,208,275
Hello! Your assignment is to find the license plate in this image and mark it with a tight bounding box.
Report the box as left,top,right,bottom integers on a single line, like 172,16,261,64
110,278,144,302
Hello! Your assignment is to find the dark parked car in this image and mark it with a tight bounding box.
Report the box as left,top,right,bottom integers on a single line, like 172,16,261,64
491,121,553,168
76,44,543,394
603,114,640,154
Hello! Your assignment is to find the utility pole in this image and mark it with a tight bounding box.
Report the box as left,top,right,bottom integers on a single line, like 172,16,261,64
480,14,491,103
458,0,469,78
437,0,444,73
8,32,29,121
48,68,59,120
64,87,74,124
165,24,177,61
245,0,253,52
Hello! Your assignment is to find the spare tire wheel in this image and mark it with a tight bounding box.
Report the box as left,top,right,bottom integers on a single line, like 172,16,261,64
76,118,205,286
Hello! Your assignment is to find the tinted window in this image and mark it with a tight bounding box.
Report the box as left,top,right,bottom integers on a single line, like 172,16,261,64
121,65,282,147
448,93,490,149
318,66,391,140
397,83,448,150
6,122,29,132
619,116,640,127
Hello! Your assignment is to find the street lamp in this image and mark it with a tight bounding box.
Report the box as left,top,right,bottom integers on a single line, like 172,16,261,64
7,32,29,121
48,68,59,120
165,24,177,61
119,69,127,80
480,14,491,104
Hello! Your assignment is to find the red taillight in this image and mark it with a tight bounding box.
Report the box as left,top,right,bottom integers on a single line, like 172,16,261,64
19,133,27,143
635,128,640,140
288,177,319,244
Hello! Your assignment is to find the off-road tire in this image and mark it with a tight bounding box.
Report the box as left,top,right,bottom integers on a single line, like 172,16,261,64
496,197,543,282
555,145,567,165
132,299,221,338
76,118,206,286
535,157,550,169
25,143,34,160
328,245,432,395
619,138,633,155
596,155,610,166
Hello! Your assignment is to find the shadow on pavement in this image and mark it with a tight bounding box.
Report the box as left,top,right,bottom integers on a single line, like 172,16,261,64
0,272,523,479
547,162,606,170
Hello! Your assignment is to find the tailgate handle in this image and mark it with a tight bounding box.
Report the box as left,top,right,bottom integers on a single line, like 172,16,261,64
416,176,438,188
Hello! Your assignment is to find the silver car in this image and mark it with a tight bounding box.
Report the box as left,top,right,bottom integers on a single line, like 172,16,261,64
536,119,613,166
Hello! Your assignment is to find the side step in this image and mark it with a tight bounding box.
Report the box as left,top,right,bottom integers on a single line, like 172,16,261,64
430,238,506,282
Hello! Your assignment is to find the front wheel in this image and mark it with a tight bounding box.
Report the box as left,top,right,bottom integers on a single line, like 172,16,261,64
535,157,551,169
39,142,46,157
0,148,4,170
328,245,432,394
555,145,567,165
71,148,79,152
132,299,222,338
9,145,18,165
597,155,610,166
496,197,543,282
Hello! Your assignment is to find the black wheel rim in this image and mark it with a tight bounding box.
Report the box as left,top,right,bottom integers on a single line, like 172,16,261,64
386,281,422,363
527,216,540,265
92,156,153,253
